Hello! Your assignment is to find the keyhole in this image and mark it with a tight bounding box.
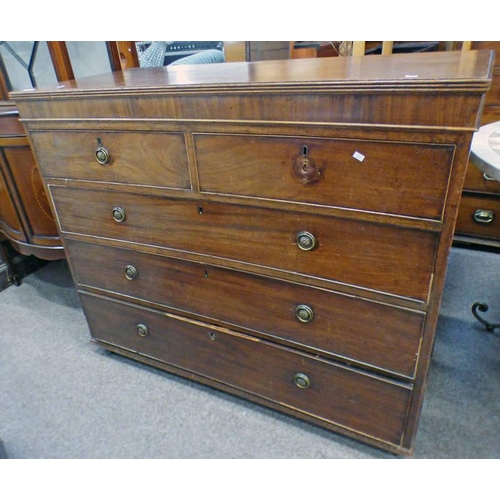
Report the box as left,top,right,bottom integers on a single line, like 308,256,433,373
198,207,204,215
209,331,216,341
204,270,209,278
302,145,309,156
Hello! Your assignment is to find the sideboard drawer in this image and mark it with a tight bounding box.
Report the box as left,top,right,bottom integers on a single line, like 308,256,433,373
455,194,500,240
31,130,191,189
67,239,425,377
80,292,413,446
195,133,454,220
52,186,438,301
462,161,500,194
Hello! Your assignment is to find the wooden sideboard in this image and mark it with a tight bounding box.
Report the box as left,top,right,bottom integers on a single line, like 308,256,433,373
454,41,500,247
0,103,63,261
13,51,493,455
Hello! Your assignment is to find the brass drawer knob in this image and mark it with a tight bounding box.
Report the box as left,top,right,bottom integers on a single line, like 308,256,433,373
296,231,316,251
95,138,111,165
112,206,126,223
296,304,314,323
136,323,149,337
473,209,494,225
125,265,138,280
293,373,311,389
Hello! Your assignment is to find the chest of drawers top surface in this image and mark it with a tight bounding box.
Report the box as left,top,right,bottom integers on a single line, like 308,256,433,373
13,50,493,94
12,50,493,128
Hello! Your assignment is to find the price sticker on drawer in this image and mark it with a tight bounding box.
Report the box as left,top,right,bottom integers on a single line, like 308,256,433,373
352,151,365,162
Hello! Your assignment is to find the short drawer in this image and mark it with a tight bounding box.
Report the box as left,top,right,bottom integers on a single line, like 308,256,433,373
194,133,454,220
52,186,438,302
67,239,425,378
80,292,413,446
31,130,191,189
455,194,500,240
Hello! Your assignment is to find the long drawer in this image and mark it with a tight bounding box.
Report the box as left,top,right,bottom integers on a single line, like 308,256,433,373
80,292,413,446
31,130,191,189
51,186,438,302
195,133,454,220
67,239,425,378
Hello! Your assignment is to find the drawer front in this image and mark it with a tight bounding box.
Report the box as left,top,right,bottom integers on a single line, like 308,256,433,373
67,239,425,377
0,108,25,136
455,194,500,240
31,130,191,189
195,133,454,220
463,162,500,194
80,293,412,446
52,186,438,301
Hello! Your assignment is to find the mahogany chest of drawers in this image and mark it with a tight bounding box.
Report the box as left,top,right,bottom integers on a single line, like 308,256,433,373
12,51,493,455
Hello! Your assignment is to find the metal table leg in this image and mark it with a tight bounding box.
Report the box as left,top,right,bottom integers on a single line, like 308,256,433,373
472,302,500,335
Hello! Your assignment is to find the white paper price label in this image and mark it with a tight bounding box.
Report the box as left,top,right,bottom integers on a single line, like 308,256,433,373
353,151,365,162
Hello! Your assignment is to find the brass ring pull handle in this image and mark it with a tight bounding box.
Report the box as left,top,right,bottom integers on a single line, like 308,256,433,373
296,304,314,323
293,373,311,389
95,138,111,165
473,209,494,225
296,231,316,251
125,265,138,280
136,323,149,337
112,206,126,223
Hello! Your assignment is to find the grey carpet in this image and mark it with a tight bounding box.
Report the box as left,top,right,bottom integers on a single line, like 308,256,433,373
0,246,498,459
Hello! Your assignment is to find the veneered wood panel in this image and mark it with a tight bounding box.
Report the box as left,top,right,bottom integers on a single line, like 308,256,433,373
0,166,25,242
3,147,57,240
